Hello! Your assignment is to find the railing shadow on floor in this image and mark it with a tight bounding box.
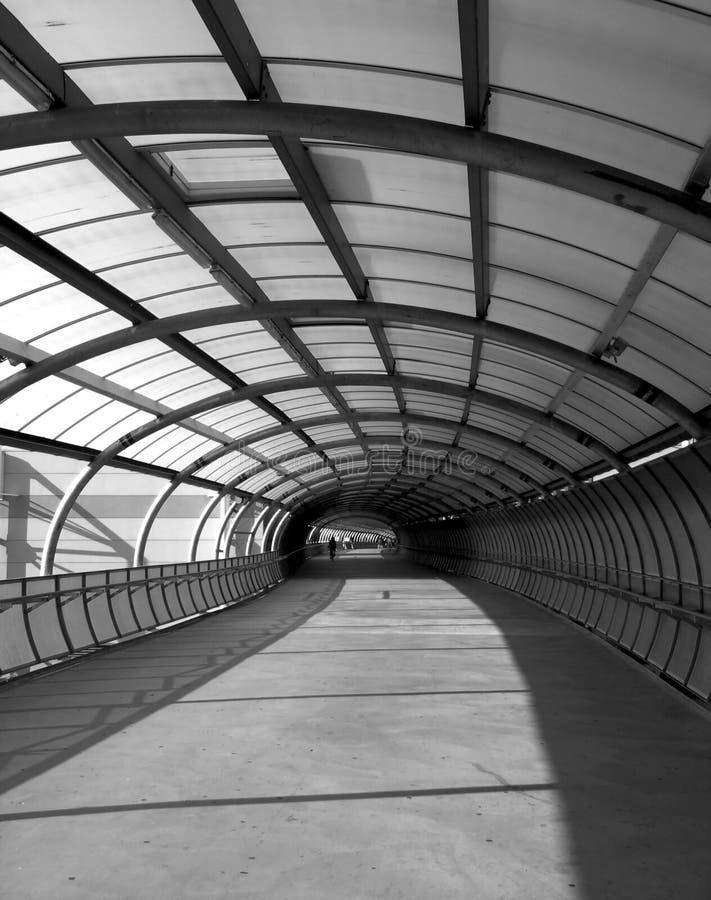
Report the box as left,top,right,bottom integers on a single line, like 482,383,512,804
0,574,345,794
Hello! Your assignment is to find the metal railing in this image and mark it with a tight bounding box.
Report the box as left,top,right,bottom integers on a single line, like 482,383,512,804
403,545,711,704
0,546,319,679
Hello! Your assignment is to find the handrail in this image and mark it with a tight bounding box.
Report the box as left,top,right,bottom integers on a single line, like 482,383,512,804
0,546,318,680
401,546,711,629
404,545,711,704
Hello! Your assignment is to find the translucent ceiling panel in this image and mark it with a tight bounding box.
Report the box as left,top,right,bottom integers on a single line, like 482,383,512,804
230,353,303,385
528,432,595,472
334,204,472,259
239,0,460,76
556,395,644,451
294,324,386,374
195,450,254,482
260,276,354,302
121,424,213,466
69,62,244,104
634,279,711,355
89,348,190,390
417,425,457,444
91,409,155,449
491,269,611,339
231,244,340,279
193,200,322,245
162,436,223,472
651,235,711,306
0,80,33,114
386,326,472,384
271,62,464,125
490,0,711,145
0,376,78,432
14,387,116,439
191,323,281,358
1,159,137,231
480,344,571,392
196,403,277,440
248,433,308,458
0,142,80,172
54,398,153,448
605,333,710,412
621,309,711,395
240,469,283,494
102,254,209,301
488,297,598,354
45,213,176,271
309,147,470,216
1,282,128,349
477,361,563,411
361,422,403,436
0,250,58,300
489,91,697,190
355,247,474,292
369,280,475,317
143,284,236,319
489,173,658,267
404,391,464,421
467,406,528,441
265,480,301,501
278,453,320,472
338,387,399,412
304,425,356,443
150,378,222,409
265,388,336,420
5,0,220,62
385,326,473,359
562,378,669,445
32,310,132,355
83,339,172,379
490,225,631,304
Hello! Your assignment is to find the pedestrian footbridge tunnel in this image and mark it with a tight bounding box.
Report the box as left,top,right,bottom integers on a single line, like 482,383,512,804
1,2,711,893
2,438,711,706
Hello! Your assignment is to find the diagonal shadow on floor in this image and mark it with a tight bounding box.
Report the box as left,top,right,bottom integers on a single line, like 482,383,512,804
0,575,344,794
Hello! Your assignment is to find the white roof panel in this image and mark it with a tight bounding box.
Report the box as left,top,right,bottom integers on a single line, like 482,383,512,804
69,62,244,104
4,0,220,61
238,0,461,76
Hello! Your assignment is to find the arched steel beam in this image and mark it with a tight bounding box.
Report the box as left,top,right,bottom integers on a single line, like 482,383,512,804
244,506,272,556
301,491,445,523
307,493,449,524
159,418,552,544
2,301,703,438
224,498,263,558
310,512,396,531
172,412,551,496
184,394,624,474
3,101,711,243
263,508,288,553
218,499,249,558
222,434,526,506
36,370,565,577
268,510,291,553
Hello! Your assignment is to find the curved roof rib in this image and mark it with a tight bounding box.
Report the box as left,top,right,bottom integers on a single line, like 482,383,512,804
0,0,710,566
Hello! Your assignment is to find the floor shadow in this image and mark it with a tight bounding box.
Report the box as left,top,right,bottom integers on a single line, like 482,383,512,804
432,569,711,899
0,575,344,793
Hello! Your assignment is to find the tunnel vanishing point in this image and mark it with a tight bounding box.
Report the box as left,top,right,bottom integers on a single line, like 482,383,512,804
1,2,711,898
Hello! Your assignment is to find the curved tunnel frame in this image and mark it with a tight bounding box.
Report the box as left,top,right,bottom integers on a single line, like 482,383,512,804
1,101,710,574
402,439,711,702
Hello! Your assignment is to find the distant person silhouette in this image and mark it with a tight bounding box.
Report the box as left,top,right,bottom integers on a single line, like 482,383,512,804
329,536,337,560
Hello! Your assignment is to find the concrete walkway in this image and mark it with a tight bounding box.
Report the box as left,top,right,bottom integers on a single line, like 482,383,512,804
1,551,710,899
